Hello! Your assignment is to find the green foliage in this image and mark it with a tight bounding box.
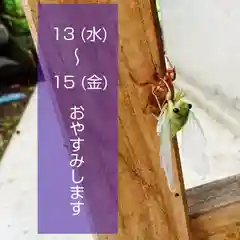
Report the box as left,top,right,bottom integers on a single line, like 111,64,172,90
2,0,30,36
1,0,35,58
3,0,24,16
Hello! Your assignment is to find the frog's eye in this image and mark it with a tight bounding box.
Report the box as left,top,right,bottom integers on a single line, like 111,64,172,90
188,104,192,109
173,108,179,113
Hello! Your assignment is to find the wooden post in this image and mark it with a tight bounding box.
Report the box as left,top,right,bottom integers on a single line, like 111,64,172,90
22,0,192,239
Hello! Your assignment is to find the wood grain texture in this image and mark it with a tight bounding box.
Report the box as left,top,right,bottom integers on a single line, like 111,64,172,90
187,174,240,239
187,174,240,217
191,202,240,240
22,0,191,239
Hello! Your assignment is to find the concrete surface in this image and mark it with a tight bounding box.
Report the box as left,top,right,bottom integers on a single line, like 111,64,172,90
0,90,95,240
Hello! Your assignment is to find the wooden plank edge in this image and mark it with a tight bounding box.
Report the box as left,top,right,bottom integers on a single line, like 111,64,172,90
191,201,240,240
187,174,240,239
186,173,240,217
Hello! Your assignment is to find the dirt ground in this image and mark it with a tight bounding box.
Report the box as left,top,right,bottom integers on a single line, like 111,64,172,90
0,86,34,159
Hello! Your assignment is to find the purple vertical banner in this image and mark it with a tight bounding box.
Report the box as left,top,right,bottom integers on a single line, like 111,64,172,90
38,4,118,234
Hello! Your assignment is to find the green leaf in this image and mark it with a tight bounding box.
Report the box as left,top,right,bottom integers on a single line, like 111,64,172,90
3,0,25,17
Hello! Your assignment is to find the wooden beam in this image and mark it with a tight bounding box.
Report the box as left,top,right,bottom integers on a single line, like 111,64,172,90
191,202,240,240
22,0,191,239
187,174,240,239
187,174,240,217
